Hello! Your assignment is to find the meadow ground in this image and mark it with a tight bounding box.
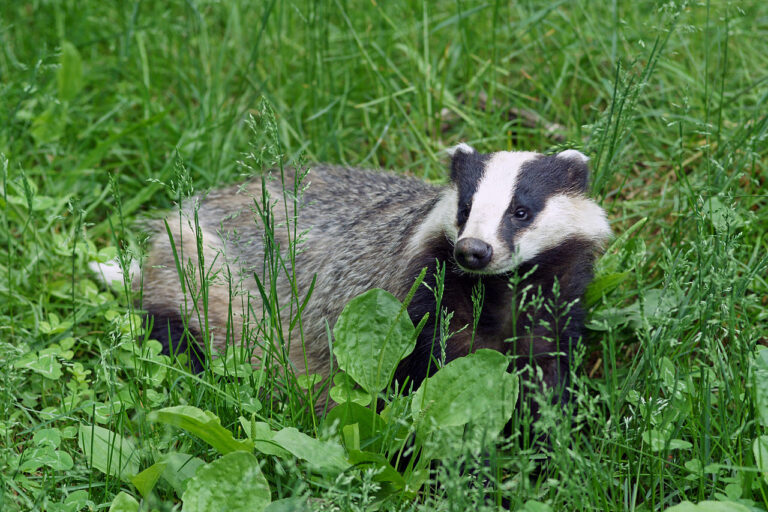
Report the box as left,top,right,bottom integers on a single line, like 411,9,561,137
1,1,767,510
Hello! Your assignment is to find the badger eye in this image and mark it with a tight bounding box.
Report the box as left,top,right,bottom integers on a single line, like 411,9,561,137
512,207,529,220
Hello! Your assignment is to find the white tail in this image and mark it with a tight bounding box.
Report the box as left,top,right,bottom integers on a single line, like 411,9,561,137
89,258,140,287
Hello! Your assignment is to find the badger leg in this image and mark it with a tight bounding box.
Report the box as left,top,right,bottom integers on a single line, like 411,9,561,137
141,212,246,371
508,326,579,454
146,309,205,373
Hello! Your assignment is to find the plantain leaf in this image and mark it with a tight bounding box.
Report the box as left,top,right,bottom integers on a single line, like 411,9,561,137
664,501,752,512
148,406,253,455
160,452,206,497
333,288,417,396
328,373,372,407
108,492,139,512
131,459,167,498
78,424,139,482
753,435,768,486
271,427,349,474
58,41,84,102
751,348,768,427
324,401,386,453
411,349,517,456
238,418,290,458
182,451,270,512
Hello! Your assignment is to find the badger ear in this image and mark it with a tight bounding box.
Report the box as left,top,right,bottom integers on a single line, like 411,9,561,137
447,143,476,181
557,149,590,192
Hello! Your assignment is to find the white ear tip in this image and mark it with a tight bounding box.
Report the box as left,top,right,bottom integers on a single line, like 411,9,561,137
446,142,475,157
558,149,589,163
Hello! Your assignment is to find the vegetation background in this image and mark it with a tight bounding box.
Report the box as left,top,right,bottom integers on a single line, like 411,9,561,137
1,0,767,510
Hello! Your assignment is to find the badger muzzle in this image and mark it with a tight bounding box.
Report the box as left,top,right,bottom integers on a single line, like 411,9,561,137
454,237,493,271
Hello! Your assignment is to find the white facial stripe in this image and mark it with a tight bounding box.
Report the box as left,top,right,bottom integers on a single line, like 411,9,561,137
514,194,611,263
406,188,459,256
461,151,538,248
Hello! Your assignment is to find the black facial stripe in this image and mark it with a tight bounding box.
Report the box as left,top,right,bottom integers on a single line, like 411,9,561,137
517,154,589,197
451,151,490,227
498,212,523,254
497,154,591,255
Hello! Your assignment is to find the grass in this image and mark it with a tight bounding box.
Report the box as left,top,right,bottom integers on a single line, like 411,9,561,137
1,0,767,510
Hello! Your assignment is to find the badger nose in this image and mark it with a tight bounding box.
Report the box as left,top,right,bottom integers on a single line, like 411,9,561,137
454,238,493,270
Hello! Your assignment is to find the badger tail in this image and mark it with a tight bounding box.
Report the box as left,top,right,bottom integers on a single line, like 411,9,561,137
89,258,140,287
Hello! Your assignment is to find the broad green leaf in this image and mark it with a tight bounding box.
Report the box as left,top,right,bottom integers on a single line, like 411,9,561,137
131,460,167,498
223,384,262,415
684,459,703,475
521,501,553,512
108,492,139,512
14,350,63,380
63,490,89,510
39,313,74,335
641,429,667,452
333,288,417,395
51,450,74,471
33,428,62,449
752,348,768,427
78,424,139,481
271,427,349,474
263,498,311,512
148,406,253,455
343,424,360,451
329,373,372,406
93,400,131,424
412,350,518,448
160,452,206,497
182,451,270,512
210,351,254,377
295,373,322,390
753,435,768,485
724,483,742,500
238,418,290,458
703,463,721,474
664,501,752,512
58,41,84,102
324,401,385,453
347,449,406,490
60,426,78,439
667,439,693,450
19,446,73,472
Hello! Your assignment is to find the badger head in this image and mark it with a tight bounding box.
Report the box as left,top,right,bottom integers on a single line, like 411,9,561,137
439,143,611,274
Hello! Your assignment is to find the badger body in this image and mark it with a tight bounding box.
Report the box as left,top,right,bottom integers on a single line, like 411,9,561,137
139,145,610,407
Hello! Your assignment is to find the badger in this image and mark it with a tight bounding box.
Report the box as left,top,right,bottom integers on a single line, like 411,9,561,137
102,144,610,411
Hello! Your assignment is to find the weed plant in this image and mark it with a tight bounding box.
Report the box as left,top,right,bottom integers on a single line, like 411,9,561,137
1,1,767,511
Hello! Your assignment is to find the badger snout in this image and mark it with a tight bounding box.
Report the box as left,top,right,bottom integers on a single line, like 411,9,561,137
454,238,493,270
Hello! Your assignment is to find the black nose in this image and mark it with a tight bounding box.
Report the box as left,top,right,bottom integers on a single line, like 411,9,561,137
454,238,493,270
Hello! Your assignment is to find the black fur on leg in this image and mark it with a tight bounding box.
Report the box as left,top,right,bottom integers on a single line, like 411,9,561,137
145,310,205,373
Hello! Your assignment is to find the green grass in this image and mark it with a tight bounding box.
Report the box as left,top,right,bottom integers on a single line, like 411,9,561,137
2,0,767,510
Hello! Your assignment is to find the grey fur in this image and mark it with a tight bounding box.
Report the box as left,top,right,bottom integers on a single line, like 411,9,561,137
141,153,610,411
142,165,440,387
